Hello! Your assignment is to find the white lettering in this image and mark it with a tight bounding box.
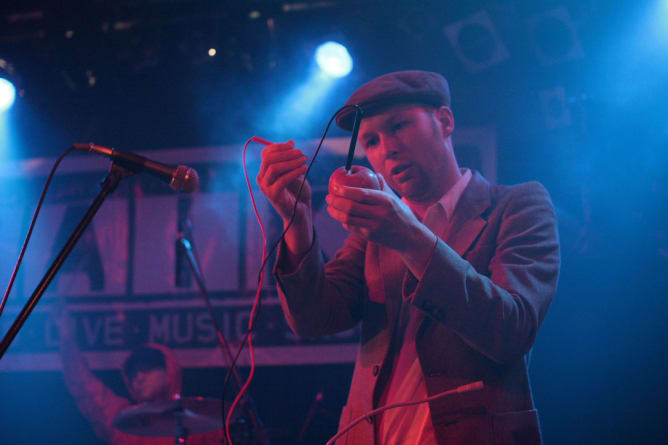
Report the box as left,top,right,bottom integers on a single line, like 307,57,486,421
235,312,249,341
195,313,216,344
173,313,194,344
105,316,123,346
82,317,103,346
149,314,170,343
222,311,231,341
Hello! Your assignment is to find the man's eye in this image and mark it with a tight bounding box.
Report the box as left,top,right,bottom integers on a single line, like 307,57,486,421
364,138,378,148
392,121,408,131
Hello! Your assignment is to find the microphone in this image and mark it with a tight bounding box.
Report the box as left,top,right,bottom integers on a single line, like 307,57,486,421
72,143,199,193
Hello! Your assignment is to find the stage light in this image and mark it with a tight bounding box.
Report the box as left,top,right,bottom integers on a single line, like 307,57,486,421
208,48,216,57
659,0,668,39
0,78,16,112
315,41,352,78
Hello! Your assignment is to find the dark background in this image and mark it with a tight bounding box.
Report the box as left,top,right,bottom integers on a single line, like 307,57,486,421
1,0,667,444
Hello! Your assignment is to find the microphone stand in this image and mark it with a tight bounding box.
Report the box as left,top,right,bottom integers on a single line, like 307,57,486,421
0,162,133,359
176,229,271,445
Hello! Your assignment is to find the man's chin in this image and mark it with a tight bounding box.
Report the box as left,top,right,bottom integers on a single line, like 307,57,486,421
395,182,421,200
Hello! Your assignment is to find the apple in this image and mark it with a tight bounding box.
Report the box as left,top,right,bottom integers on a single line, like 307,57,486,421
329,165,381,194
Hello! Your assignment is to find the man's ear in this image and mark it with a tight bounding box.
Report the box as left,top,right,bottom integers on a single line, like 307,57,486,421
435,106,455,138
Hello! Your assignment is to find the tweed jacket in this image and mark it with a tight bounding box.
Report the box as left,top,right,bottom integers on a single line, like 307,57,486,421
275,171,560,445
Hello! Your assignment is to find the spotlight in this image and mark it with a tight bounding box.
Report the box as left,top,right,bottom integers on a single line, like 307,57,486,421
315,41,352,78
0,78,16,112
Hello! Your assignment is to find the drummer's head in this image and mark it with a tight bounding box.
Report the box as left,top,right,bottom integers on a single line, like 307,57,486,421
124,345,170,403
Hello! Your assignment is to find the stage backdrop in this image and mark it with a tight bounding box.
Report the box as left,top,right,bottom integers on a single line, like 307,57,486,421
0,129,495,371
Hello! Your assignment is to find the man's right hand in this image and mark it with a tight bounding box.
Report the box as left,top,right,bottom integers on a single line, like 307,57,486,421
256,140,314,263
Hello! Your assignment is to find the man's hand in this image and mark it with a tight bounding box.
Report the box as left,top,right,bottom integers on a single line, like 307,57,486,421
256,140,311,222
325,174,420,250
326,174,437,276
256,140,314,262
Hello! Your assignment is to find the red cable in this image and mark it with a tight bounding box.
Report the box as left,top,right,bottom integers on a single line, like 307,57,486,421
0,147,76,318
325,381,484,445
227,123,348,442
225,137,268,444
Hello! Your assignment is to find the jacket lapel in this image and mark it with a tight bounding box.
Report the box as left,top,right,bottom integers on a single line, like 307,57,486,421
378,246,406,331
415,172,492,339
442,171,491,257
377,172,491,340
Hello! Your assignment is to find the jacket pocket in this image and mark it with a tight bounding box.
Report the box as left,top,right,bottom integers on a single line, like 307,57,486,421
491,409,541,445
431,409,492,445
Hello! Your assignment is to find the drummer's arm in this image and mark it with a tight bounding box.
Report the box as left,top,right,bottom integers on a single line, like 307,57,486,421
60,312,130,441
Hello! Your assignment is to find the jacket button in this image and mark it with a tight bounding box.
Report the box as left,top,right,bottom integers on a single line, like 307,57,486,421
372,365,380,376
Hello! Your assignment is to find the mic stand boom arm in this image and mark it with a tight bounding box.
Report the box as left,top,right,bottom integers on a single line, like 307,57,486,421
0,162,133,359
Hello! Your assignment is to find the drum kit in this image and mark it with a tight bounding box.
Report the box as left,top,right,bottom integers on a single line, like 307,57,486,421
112,396,251,444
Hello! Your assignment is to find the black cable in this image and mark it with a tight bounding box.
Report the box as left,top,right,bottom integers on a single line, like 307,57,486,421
221,104,362,419
0,147,77,318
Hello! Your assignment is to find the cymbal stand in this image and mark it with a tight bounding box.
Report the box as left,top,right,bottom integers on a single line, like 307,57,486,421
177,227,270,445
173,396,188,445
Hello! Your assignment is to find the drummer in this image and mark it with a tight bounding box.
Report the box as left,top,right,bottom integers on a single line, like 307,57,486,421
60,316,223,444
122,345,178,404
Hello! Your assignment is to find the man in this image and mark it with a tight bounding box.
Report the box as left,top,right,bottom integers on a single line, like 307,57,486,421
256,70,560,444
60,314,223,444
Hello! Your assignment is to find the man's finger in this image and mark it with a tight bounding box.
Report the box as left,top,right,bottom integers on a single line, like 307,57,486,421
329,186,388,204
327,205,378,228
262,150,305,165
259,150,304,177
263,140,295,153
262,157,309,186
326,194,382,219
376,173,388,191
271,165,309,192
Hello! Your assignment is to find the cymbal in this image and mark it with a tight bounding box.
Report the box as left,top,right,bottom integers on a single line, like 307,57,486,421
113,396,232,437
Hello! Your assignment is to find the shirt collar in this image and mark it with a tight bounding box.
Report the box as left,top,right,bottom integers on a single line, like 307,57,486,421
403,168,472,222
435,168,472,221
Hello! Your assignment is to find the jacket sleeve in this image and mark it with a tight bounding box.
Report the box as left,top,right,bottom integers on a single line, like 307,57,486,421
405,182,560,364
274,230,368,337
60,321,130,442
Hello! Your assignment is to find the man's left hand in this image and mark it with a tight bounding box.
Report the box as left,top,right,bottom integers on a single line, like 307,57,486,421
326,173,425,252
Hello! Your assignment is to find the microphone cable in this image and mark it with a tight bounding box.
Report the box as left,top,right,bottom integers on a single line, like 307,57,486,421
325,381,484,445
0,147,77,318
225,104,361,444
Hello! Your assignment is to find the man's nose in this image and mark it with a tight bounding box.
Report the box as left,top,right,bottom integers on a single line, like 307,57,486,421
378,135,399,158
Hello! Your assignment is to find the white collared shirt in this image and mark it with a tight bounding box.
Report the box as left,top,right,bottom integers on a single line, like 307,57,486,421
376,169,472,445
403,168,472,224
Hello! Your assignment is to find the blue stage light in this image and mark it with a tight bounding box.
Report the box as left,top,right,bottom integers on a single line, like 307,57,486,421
661,0,668,33
0,78,16,112
315,41,353,78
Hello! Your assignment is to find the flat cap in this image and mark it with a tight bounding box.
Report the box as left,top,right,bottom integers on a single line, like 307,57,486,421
335,70,451,131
